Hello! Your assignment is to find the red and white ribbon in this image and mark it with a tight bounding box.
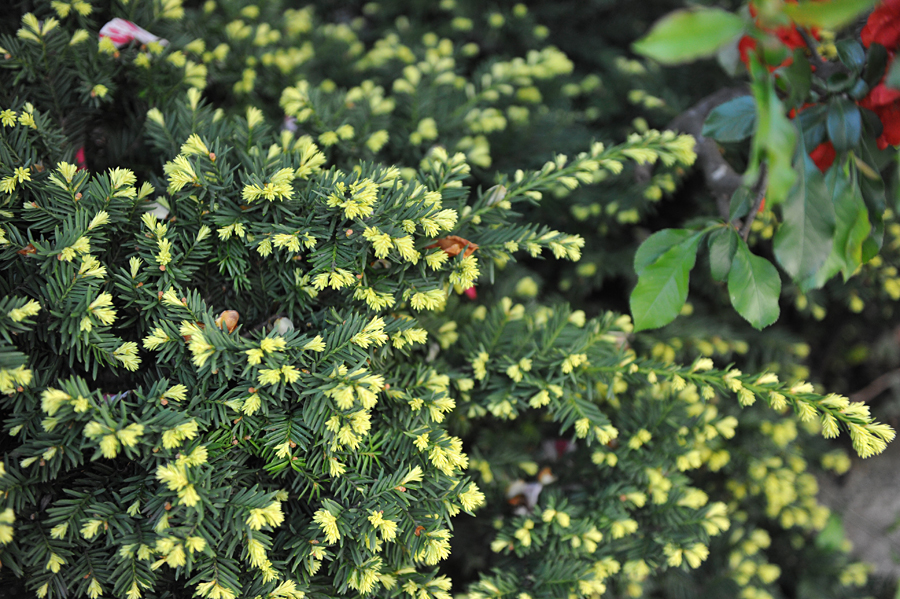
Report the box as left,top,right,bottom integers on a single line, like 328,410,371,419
99,18,167,48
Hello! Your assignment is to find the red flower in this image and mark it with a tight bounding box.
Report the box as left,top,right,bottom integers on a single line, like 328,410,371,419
739,1,819,69
858,44,900,149
788,106,836,169
860,85,900,149
809,141,836,172
75,146,87,170
858,1,900,148
862,0,900,50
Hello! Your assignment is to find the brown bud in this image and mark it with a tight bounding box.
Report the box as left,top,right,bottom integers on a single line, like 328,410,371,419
346,229,354,237
160,398,168,406
425,235,478,258
395,486,406,492
74,192,82,200
159,265,166,271
215,310,239,333
17,243,36,255
164,502,172,511
208,152,216,161
414,525,425,536
248,387,257,393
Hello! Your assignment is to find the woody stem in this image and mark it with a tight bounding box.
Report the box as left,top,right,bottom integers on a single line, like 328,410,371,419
740,163,768,241
799,28,850,81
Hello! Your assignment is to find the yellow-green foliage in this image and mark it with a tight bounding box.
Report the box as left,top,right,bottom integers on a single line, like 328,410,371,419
0,1,890,599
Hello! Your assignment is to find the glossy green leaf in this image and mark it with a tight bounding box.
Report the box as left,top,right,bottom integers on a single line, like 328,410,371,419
848,78,871,100
856,148,886,261
887,55,900,90
826,97,862,151
702,95,756,142
634,229,694,275
801,167,870,289
794,103,828,149
630,233,704,331
783,0,877,29
864,43,889,89
860,106,885,139
782,50,812,109
825,72,854,93
773,152,835,280
708,227,739,281
841,197,872,279
729,187,753,222
836,39,866,71
748,56,797,206
858,141,886,231
632,8,745,65
728,241,781,329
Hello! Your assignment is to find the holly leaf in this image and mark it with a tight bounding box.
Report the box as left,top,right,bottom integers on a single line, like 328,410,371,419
728,240,781,329
632,8,745,65
773,151,835,281
708,227,739,281
703,95,756,143
630,233,704,331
